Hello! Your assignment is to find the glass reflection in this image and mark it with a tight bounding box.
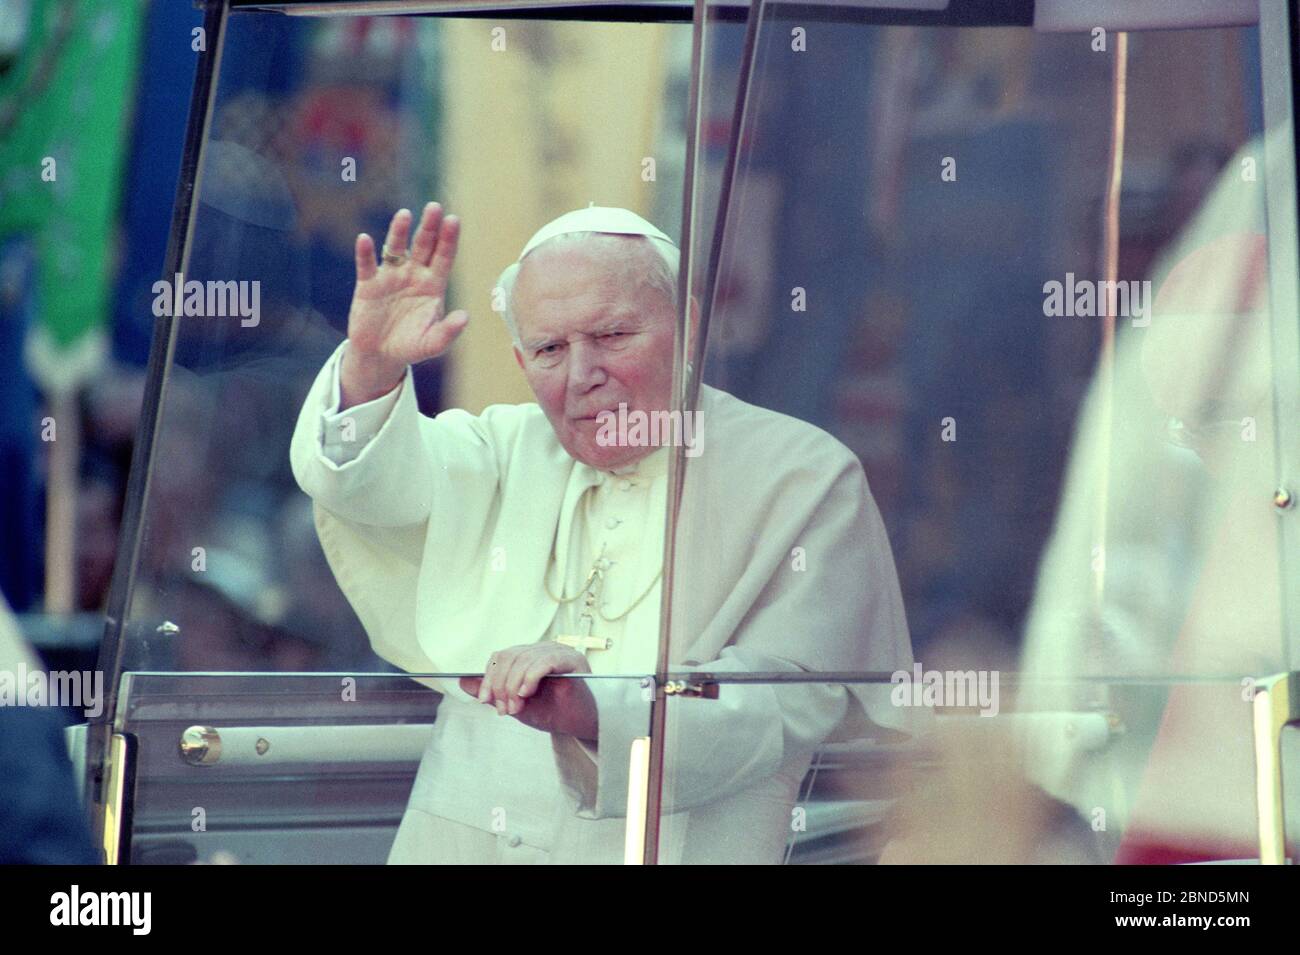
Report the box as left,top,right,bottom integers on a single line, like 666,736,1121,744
669,4,1292,863
120,9,693,863
123,11,691,674
119,673,648,864
1022,125,1289,863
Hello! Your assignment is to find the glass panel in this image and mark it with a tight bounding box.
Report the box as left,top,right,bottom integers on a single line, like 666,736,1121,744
653,675,1289,864
109,4,713,865
663,1,1297,863
118,8,692,673
119,672,649,864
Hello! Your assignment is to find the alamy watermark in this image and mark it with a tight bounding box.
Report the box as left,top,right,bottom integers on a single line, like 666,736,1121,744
50,886,151,935
152,272,260,327
1,663,103,718
595,403,703,457
891,664,1000,717
1042,273,1153,327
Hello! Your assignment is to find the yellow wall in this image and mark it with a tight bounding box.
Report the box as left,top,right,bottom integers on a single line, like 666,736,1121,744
438,20,674,413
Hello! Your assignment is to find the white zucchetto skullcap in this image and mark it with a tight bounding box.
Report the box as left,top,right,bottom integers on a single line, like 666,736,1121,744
516,204,676,261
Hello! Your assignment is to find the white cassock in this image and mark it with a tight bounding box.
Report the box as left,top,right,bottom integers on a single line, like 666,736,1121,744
290,340,917,864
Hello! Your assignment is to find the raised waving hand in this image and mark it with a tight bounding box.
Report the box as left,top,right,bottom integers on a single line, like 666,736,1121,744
340,202,469,407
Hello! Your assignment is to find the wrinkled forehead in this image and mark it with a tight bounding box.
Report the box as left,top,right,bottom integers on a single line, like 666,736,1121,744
513,237,671,338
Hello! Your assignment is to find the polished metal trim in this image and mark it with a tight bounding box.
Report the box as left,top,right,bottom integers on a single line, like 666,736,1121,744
624,737,652,864
102,733,131,865
1252,672,1300,864
179,725,223,766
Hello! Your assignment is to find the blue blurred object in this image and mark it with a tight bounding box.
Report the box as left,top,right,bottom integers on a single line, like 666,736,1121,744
110,0,208,366
0,234,42,612
0,702,99,864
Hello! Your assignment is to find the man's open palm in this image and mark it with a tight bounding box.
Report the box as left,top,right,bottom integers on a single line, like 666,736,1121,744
346,203,469,388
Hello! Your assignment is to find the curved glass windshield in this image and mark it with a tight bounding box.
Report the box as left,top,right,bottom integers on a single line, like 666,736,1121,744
661,1,1300,862
101,0,1300,865
118,8,692,674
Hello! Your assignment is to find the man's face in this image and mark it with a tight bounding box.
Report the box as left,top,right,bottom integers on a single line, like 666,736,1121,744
512,237,676,470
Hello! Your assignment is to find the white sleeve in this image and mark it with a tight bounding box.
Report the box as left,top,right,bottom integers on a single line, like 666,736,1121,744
551,648,848,819
321,343,403,465
290,341,435,527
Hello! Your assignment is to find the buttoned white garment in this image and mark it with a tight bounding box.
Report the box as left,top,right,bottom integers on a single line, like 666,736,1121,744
395,448,669,864
292,340,923,863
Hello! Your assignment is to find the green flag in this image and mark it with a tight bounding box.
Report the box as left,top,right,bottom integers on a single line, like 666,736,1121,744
0,0,144,393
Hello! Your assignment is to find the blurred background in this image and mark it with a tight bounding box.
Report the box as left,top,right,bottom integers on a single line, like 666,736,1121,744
0,0,693,680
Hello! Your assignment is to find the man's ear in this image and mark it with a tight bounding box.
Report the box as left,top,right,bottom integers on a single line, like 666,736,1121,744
513,345,524,370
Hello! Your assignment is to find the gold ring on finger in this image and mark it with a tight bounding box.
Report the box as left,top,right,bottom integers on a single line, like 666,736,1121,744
381,245,409,266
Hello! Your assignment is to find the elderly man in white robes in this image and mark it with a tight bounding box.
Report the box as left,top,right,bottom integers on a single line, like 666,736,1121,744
290,201,916,864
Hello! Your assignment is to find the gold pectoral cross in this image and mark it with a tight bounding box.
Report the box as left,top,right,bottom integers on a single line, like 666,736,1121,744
556,632,612,655
556,603,613,656
556,560,613,657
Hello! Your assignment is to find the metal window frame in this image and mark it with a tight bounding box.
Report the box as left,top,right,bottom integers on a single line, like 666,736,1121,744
89,0,1300,863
